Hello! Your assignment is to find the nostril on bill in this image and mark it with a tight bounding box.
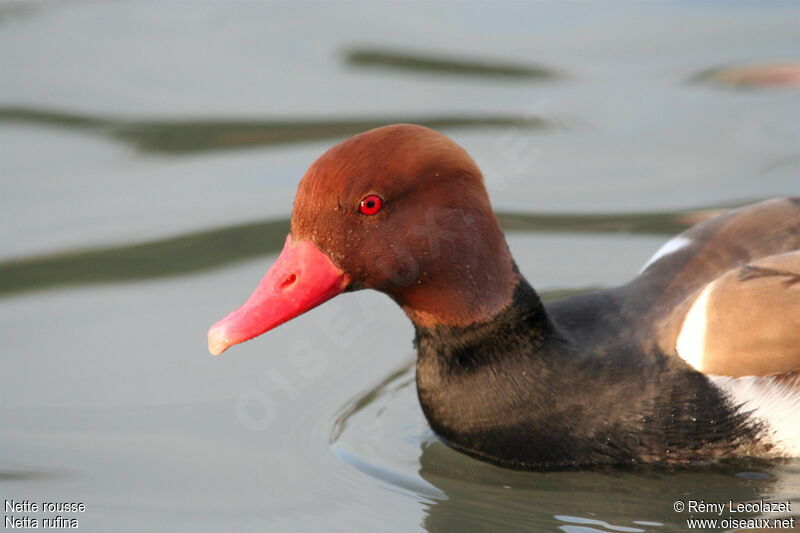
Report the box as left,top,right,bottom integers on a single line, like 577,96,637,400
279,273,297,290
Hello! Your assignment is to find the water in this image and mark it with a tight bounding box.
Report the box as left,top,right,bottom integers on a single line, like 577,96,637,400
1,2,798,532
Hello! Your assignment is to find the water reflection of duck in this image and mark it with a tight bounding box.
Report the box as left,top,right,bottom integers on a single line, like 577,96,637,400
333,361,799,532
415,437,794,532
209,125,799,468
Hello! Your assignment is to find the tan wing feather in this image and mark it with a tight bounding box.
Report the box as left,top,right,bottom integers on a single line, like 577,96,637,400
679,251,800,377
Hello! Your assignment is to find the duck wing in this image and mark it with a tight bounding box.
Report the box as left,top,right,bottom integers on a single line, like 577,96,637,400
634,197,800,372
675,250,800,376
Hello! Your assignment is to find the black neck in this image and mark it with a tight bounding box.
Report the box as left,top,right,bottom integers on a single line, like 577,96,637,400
413,278,762,469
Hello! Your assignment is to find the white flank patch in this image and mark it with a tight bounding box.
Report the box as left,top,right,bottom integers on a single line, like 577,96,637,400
676,282,713,372
639,235,692,273
710,375,800,457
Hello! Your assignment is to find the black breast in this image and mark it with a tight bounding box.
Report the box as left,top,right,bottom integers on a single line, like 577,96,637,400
413,278,765,469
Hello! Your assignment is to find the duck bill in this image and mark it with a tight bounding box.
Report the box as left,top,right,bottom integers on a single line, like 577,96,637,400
207,235,348,355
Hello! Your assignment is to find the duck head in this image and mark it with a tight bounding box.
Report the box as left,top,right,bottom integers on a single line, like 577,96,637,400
208,124,517,355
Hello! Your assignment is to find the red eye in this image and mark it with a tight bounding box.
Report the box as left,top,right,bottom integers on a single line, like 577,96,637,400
358,194,383,215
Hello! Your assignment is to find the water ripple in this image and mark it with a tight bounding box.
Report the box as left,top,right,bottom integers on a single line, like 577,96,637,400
0,206,728,297
0,107,549,154
344,47,562,80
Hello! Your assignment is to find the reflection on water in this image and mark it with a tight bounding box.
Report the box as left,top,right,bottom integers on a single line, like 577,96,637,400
0,107,548,154
0,206,723,297
332,361,800,533
345,47,561,80
0,469,58,481
693,62,800,89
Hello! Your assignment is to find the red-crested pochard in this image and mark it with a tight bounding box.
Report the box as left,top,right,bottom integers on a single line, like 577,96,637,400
209,125,800,468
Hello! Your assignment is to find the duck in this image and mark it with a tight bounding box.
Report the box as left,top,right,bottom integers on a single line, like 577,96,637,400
208,124,800,469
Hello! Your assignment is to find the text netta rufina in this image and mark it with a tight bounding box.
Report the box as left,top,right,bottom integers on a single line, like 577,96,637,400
209,124,800,468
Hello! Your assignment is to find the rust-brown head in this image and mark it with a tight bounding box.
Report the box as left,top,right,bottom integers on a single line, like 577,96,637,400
208,124,517,355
